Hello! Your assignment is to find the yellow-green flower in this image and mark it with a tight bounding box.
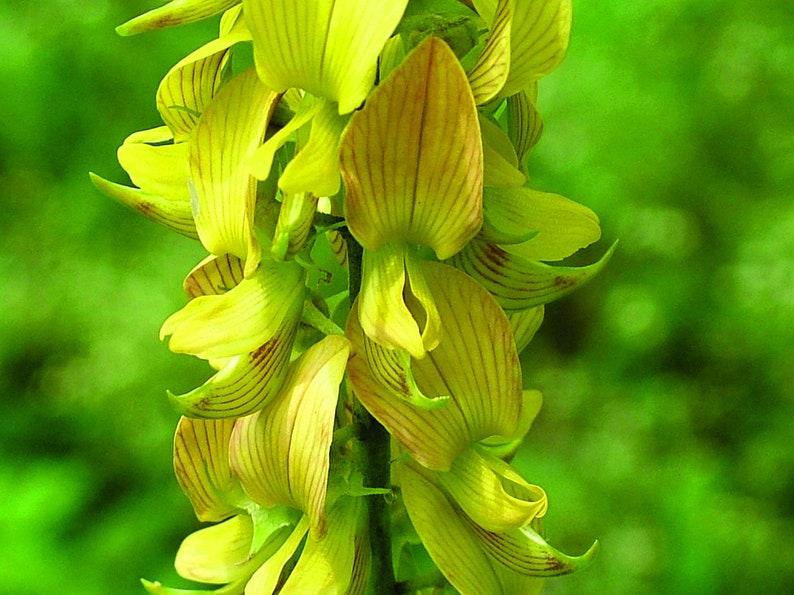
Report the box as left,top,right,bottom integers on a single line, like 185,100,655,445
340,36,484,359
145,336,370,594
160,253,305,418
346,263,596,592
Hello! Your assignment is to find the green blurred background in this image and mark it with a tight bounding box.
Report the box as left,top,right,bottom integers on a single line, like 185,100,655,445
1,1,792,593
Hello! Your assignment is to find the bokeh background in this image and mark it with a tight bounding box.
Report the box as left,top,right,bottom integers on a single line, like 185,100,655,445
2,1,792,593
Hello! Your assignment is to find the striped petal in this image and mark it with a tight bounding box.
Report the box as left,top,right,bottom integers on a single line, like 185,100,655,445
481,114,527,188
450,238,616,312
280,496,366,595
464,517,599,578
174,514,257,584
189,68,280,276
244,0,408,114
183,253,245,298
347,263,522,471
157,8,251,141
89,172,197,239
167,320,298,418
500,0,572,97
398,463,503,593
278,99,349,197
482,186,601,259
356,244,441,359
340,36,483,259
160,258,305,360
436,446,547,533
271,192,320,262
399,462,596,594
245,516,309,595
117,0,239,36
467,0,513,105
508,306,544,353
506,84,544,169
173,416,242,522
230,335,351,539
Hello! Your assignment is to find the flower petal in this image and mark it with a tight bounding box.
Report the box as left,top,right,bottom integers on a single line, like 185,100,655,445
436,447,547,533
468,0,513,105
245,516,309,595
506,84,544,168
157,9,251,141
278,99,349,197
279,496,365,595
183,253,245,298
348,263,522,470
244,0,408,113
230,335,351,538
174,416,242,522
500,0,572,97
89,172,197,239
117,126,190,201
450,239,616,312
357,244,423,359
174,514,257,584
160,259,305,360
508,306,544,353
482,186,601,260
189,68,280,275
167,322,298,418
465,519,599,577
481,114,527,188
341,36,483,259
272,193,319,262
398,462,502,594
117,0,240,36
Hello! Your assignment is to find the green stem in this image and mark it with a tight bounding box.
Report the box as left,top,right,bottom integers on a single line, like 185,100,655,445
342,229,396,594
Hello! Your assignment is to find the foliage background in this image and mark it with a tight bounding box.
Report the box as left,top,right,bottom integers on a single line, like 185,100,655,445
1,0,792,593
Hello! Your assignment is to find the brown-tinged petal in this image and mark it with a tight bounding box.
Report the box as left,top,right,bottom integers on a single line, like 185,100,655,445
341,36,483,259
174,416,242,522
347,263,522,470
230,336,351,538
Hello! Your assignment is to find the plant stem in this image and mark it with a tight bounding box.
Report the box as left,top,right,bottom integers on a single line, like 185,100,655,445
343,229,396,593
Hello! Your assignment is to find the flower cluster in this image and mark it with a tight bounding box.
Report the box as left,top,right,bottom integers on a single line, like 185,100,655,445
93,0,609,593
